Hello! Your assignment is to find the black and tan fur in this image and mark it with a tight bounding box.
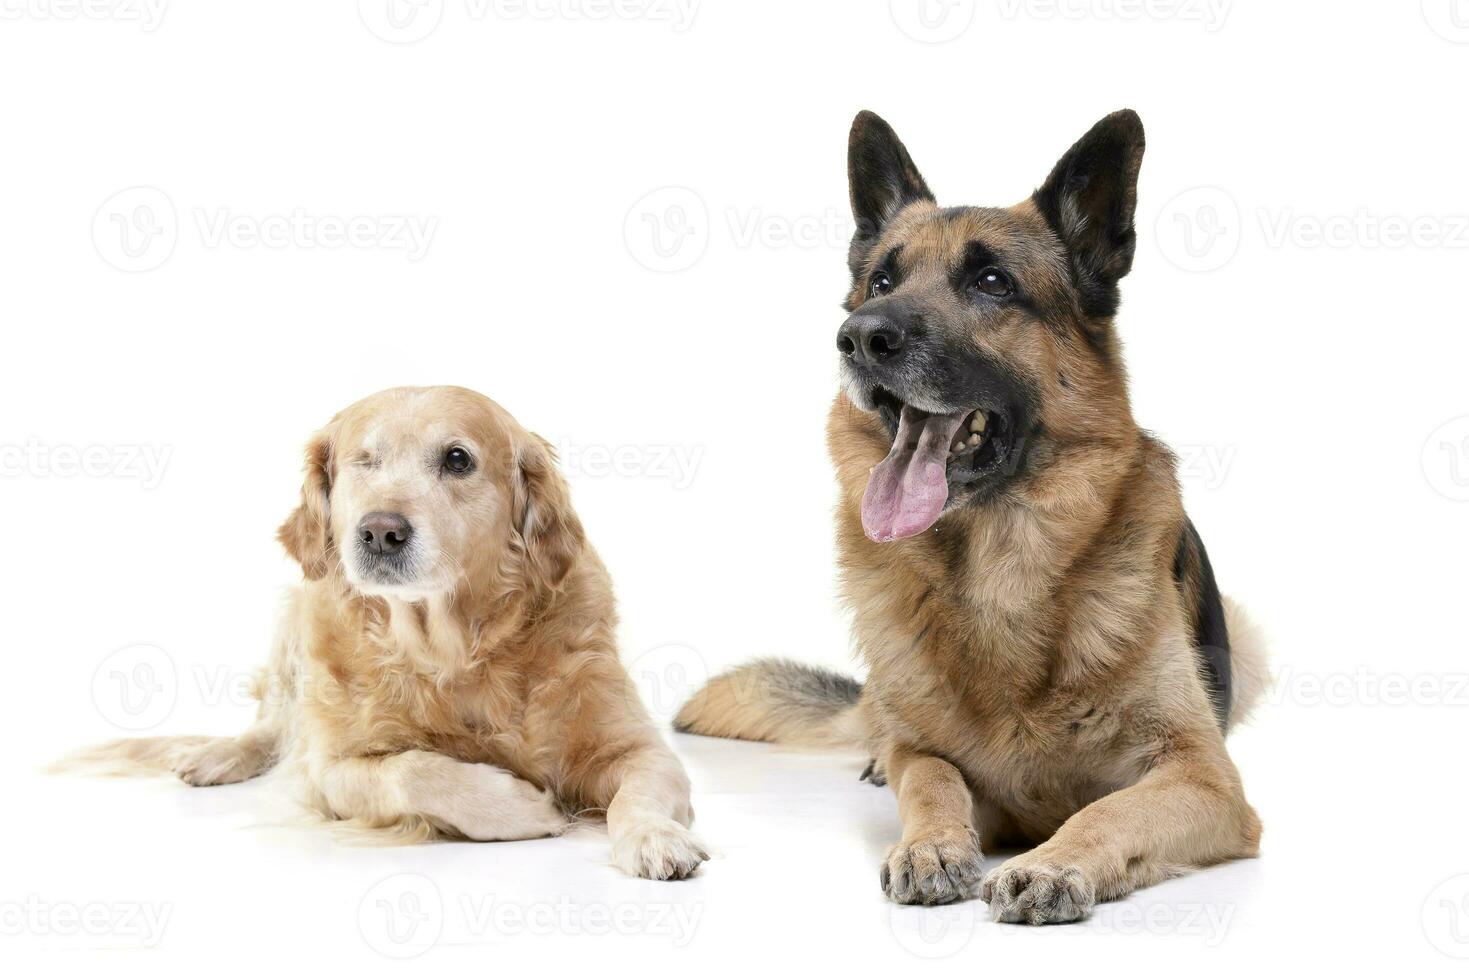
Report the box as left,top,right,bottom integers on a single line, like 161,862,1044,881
677,111,1268,922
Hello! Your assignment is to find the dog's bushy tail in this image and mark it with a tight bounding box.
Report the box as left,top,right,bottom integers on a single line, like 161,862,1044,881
47,736,217,778
674,658,867,749
1223,597,1271,728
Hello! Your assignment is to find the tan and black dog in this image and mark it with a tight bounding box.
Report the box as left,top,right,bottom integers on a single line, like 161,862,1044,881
676,110,1269,923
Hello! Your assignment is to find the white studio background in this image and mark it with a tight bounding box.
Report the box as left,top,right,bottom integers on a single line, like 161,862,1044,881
2,1,1467,976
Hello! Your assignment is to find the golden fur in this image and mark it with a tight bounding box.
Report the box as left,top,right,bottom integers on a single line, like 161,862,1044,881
60,386,707,880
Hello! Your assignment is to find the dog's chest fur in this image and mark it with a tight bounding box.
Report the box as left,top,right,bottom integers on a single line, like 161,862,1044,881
838,494,1184,839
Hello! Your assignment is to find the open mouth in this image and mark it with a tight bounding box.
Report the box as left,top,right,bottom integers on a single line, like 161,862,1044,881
863,388,1016,543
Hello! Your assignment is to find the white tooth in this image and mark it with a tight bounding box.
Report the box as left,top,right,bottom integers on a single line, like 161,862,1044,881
966,433,981,447
970,413,987,433
951,439,965,453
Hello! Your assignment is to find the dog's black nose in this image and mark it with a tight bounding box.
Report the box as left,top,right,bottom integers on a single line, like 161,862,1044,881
837,313,906,367
359,512,413,556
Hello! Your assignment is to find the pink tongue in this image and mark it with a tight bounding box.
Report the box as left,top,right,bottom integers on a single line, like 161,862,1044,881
861,405,968,542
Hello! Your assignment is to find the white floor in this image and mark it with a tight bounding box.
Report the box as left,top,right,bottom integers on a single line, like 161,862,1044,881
8,714,1468,977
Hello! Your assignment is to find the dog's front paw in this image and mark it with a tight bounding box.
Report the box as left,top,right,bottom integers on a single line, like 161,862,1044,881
612,817,709,881
173,737,267,787
880,827,983,905
980,858,1095,924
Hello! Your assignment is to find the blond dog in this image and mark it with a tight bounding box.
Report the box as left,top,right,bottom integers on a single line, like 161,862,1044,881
63,386,706,880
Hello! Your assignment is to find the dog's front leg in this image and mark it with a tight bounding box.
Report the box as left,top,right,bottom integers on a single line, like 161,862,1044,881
981,748,1261,924
601,744,709,880
313,750,568,841
881,745,984,905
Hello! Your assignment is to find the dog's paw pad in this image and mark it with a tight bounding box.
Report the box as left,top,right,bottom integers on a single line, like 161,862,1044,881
980,861,1094,924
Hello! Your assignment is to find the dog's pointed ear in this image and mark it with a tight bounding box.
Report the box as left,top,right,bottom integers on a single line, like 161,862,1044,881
1032,109,1145,318
511,436,585,594
848,110,934,249
277,427,334,580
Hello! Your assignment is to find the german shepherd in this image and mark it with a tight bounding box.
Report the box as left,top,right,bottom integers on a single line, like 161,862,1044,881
676,110,1269,923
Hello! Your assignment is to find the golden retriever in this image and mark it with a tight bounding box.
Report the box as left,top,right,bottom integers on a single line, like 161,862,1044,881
61,386,707,880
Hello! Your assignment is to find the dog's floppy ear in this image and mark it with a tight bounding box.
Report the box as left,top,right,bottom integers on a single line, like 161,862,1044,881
848,110,934,263
511,435,585,594
277,428,334,580
1032,109,1145,319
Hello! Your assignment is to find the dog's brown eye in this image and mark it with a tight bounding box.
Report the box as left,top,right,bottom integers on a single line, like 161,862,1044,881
974,268,1013,298
442,446,474,475
870,272,893,298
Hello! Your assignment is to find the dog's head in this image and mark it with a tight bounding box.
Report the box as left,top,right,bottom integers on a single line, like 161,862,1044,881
836,109,1145,542
277,386,583,601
